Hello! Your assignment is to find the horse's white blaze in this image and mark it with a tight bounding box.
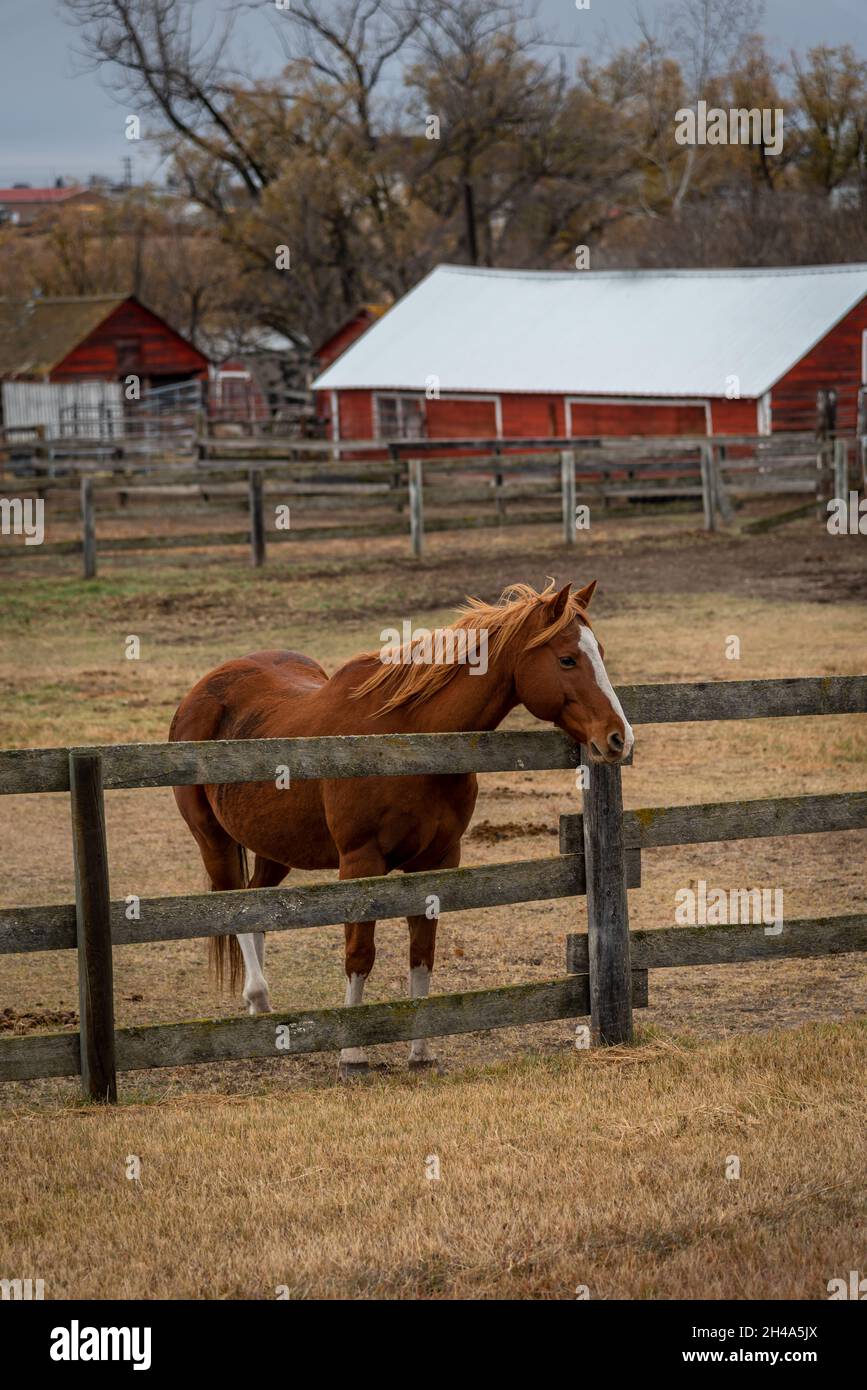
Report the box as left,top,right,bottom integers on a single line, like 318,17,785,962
578,627,634,753
340,972,368,1065
237,931,271,1013
408,965,433,1062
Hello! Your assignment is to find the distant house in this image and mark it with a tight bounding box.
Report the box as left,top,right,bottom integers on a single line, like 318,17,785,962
211,325,312,429
0,185,108,228
312,264,867,441
0,293,209,436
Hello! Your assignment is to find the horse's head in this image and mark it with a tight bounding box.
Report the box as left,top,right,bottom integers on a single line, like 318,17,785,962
513,581,633,765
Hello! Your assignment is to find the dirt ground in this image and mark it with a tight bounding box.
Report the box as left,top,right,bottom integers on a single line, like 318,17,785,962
0,505,864,1102
1,502,865,1300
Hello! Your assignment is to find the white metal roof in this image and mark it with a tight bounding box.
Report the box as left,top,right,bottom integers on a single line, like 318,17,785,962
312,263,867,399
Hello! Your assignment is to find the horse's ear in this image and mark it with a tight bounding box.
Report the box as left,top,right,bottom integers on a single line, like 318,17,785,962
550,583,572,618
573,579,597,611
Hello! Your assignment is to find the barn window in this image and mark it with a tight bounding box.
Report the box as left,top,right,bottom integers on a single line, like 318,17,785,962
374,393,425,440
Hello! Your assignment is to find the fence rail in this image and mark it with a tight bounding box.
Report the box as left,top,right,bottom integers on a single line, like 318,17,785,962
0,675,865,1098
3,431,859,576
1,676,863,797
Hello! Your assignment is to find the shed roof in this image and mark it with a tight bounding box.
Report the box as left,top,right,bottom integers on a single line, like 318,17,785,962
0,295,130,376
0,294,210,377
312,263,867,399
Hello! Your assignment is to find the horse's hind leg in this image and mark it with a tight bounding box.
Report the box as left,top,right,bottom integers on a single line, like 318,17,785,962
237,855,289,1015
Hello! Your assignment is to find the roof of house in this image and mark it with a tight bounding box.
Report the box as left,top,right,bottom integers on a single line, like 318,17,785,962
312,263,867,399
0,186,95,205
0,296,130,376
313,303,389,360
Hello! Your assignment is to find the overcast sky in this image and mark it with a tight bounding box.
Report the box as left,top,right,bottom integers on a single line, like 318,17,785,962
1,0,865,187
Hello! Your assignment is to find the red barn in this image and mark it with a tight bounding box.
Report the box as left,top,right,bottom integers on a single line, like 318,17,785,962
312,264,867,442
313,305,388,438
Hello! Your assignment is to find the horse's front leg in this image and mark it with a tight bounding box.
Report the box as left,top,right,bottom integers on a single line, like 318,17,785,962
406,914,437,1069
338,846,385,1082
406,843,460,1071
338,921,376,1079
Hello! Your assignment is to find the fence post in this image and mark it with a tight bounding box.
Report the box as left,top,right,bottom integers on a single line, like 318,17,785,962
712,444,735,522
69,751,117,1103
699,442,716,531
561,449,576,544
833,437,848,501
390,443,404,513
581,748,633,1045
494,469,505,523
409,459,424,558
815,441,833,518
248,468,265,567
81,476,97,579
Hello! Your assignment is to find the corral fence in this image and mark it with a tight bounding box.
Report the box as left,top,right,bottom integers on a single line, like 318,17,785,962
0,676,865,1101
1,431,863,578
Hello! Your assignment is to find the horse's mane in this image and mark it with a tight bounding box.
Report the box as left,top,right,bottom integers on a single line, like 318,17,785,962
349,579,590,714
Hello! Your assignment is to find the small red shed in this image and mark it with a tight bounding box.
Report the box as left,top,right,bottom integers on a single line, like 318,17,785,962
0,294,209,388
312,264,867,442
0,294,210,435
313,304,388,438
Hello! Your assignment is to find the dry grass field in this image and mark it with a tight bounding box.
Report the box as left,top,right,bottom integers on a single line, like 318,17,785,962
0,506,865,1298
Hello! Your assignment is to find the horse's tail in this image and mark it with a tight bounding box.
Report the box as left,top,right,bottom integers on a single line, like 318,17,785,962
208,843,249,994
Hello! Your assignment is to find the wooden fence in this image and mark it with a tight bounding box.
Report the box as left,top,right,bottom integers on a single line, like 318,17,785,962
2,432,857,577
0,676,865,1101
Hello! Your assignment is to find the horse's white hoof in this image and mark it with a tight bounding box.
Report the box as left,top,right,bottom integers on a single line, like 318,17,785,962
408,1055,441,1074
338,1059,372,1082
245,990,272,1015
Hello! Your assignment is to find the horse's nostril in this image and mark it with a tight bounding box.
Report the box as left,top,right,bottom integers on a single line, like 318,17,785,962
608,731,624,752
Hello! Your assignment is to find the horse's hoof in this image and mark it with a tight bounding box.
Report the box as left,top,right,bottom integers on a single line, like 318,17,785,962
408,1056,441,1074
337,1060,372,1082
245,995,272,1016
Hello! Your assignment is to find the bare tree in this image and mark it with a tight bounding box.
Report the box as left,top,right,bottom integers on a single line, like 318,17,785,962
65,0,278,197
635,0,764,213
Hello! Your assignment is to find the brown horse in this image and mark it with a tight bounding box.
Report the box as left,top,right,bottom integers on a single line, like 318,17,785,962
170,579,633,1077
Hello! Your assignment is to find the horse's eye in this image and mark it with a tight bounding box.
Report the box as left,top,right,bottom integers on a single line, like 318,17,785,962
559,656,577,669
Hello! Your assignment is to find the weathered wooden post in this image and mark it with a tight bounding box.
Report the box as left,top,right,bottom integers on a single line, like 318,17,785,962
581,747,633,1045
699,442,716,531
389,443,404,514
857,387,867,491
81,475,97,579
815,389,837,518
492,444,505,525
409,458,424,558
711,444,735,523
493,469,505,523
561,449,576,545
248,468,266,567
69,751,117,1103
833,437,848,501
